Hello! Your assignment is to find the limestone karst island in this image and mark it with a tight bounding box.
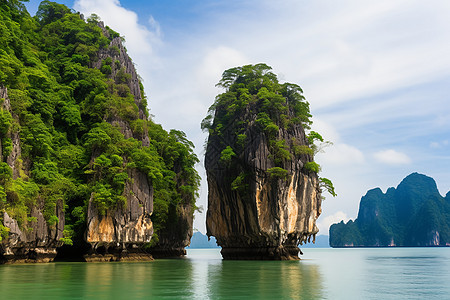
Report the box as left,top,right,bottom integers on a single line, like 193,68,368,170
2,1,450,299
0,1,201,263
203,64,334,260
330,173,450,247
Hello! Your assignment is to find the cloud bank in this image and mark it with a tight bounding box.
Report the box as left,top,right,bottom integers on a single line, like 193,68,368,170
317,211,351,235
374,149,411,165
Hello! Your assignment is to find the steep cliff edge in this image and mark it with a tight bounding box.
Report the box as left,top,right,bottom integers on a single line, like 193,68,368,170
82,22,154,261
203,64,328,260
330,173,450,247
0,86,65,263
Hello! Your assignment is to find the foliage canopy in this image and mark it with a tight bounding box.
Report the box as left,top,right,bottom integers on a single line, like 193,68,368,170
0,1,200,245
203,63,335,198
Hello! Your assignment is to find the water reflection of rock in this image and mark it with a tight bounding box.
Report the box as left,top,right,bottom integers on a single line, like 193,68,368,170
83,260,194,298
206,259,324,299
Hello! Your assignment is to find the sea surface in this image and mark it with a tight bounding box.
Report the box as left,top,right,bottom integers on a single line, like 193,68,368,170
1,248,449,299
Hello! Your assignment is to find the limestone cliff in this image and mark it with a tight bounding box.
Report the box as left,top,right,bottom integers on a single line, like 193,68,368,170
1,201,64,264
204,64,323,260
147,131,200,258
0,87,64,263
0,3,199,263
83,22,198,260
148,203,193,258
83,23,153,261
330,173,450,247
84,168,154,261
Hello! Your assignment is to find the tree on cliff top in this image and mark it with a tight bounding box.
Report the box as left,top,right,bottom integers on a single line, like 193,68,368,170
202,63,335,198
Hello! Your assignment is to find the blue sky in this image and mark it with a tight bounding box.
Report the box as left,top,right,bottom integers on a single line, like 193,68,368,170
26,0,450,235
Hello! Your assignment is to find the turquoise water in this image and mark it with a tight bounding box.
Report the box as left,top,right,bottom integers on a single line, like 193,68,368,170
0,248,449,299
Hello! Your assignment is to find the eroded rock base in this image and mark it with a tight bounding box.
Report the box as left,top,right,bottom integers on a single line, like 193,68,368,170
0,247,58,264
83,253,153,262
220,246,301,260
83,244,153,262
149,248,187,259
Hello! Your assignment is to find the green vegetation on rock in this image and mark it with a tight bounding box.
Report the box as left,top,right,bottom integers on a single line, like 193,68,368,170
0,0,199,246
202,63,335,197
330,173,450,247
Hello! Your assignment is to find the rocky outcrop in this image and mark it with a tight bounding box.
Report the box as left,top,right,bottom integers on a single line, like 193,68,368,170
84,165,154,261
0,200,64,264
206,129,321,259
86,24,197,259
205,84,322,260
330,173,450,247
148,203,194,258
81,24,156,261
0,87,65,263
95,22,150,145
0,86,22,179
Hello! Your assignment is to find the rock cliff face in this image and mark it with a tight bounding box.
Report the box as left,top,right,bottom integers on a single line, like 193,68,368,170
330,173,450,247
95,23,151,131
83,23,153,261
83,22,196,260
204,64,322,260
148,203,193,258
84,168,153,261
1,201,64,263
0,87,64,263
0,87,22,179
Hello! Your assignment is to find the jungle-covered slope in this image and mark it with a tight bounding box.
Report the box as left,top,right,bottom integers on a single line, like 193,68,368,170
330,173,450,247
0,0,200,262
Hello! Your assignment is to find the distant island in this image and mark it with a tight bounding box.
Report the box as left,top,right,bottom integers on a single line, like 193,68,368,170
330,173,450,247
301,235,329,248
187,232,219,249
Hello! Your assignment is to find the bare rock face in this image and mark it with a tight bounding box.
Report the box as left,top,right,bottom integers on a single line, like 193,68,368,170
148,203,194,258
84,167,154,261
204,64,322,260
0,200,64,264
206,125,322,260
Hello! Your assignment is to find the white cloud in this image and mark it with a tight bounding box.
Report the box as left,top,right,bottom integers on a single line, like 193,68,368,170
316,211,351,235
311,118,341,143
430,142,440,149
316,143,365,166
374,149,411,165
430,140,449,149
74,0,161,63
148,15,161,38
310,118,365,167
260,0,450,109
196,46,248,96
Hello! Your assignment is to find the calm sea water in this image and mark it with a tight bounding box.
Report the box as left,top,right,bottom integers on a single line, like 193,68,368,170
0,248,449,299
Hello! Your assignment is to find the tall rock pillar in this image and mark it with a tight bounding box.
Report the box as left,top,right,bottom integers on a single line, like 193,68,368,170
204,64,323,260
